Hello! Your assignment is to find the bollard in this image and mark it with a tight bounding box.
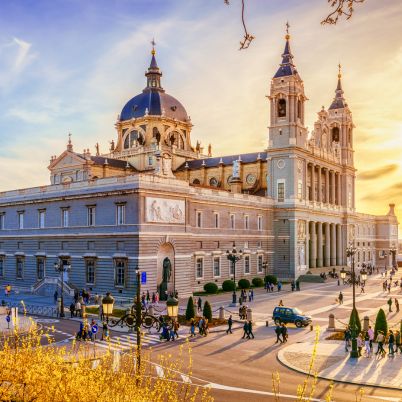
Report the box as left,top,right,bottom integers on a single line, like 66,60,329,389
363,316,369,332
310,324,313,332
246,308,253,322
266,320,269,327
219,306,225,320
148,305,154,316
328,313,335,330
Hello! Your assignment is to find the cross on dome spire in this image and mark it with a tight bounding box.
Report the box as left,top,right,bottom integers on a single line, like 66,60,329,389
145,39,163,92
329,64,347,110
273,22,299,79
67,132,73,152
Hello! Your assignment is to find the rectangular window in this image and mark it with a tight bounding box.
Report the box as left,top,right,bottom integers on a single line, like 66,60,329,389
196,211,202,228
277,182,285,202
195,257,203,278
258,255,263,273
18,212,24,229
114,259,126,287
38,210,46,229
0,258,4,278
257,216,263,231
85,259,96,285
16,257,24,279
244,255,250,274
214,213,219,228
298,180,303,201
148,155,153,165
229,260,235,276
116,204,126,226
244,215,249,230
36,258,45,280
230,214,235,229
61,209,69,228
0,214,4,230
87,206,96,227
213,257,220,277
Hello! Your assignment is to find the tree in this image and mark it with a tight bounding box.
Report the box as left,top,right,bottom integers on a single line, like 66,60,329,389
238,278,251,289
185,296,196,321
348,307,361,333
265,274,278,285
204,282,218,294
203,300,213,321
222,280,235,292
374,308,388,339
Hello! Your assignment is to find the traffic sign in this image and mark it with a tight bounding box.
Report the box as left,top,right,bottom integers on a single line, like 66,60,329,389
5,316,10,323
141,271,147,284
91,324,98,334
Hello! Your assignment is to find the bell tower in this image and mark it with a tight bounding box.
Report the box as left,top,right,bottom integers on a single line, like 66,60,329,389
268,23,308,149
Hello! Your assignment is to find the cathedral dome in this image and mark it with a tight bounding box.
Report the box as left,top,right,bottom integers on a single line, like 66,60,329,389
119,48,189,122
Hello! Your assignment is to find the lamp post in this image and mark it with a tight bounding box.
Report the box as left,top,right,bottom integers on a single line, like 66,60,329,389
346,243,359,358
101,292,114,323
226,246,243,305
54,260,71,318
360,267,367,283
340,267,346,284
166,295,179,319
135,266,142,374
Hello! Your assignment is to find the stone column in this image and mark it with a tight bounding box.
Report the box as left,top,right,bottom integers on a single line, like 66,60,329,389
324,223,331,267
309,221,316,268
330,223,336,266
336,224,342,266
317,166,322,203
311,164,316,201
325,169,330,204
317,222,323,268
331,171,336,205
305,228,310,270
337,173,341,206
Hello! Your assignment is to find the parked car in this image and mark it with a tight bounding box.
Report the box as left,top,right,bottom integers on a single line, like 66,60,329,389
272,307,312,328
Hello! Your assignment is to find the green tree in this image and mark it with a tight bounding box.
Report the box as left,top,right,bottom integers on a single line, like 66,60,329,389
204,282,218,294
203,300,212,321
348,307,361,333
238,278,250,289
374,308,388,339
264,274,278,285
185,296,196,321
222,280,235,292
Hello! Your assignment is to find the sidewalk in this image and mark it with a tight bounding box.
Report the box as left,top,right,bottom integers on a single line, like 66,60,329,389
0,315,35,335
278,340,402,390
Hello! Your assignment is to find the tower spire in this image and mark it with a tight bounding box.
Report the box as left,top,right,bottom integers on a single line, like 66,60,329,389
273,22,298,78
329,64,346,110
144,38,163,92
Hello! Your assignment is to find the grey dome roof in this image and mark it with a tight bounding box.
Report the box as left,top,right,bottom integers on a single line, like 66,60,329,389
120,90,188,121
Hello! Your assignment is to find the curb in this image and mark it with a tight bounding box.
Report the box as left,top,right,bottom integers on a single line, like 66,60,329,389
276,345,402,391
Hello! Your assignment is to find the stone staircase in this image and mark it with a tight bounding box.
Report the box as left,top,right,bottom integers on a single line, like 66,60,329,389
32,277,75,297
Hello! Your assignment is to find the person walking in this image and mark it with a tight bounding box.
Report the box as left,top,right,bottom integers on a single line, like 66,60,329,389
338,292,344,305
266,282,271,293
364,331,371,357
197,297,202,313
251,288,254,301
146,290,150,305
388,330,395,356
69,302,75,318
344,326,351,352
387,297,393,313
226,315,233,334
357,333,363,357
281,323,288,343
75,300,82,318
395,330,402,354
368,326,374,351
242,320,249,339
395,298,399,313
275,324,283,344
360,284,365,294
173,320,180,339
247,320,255,339
53,290,58,304
375,331,386,357
190,319,196,337
198,317,204,336
248,290,252,302
152,292,156,304
101,320,109,341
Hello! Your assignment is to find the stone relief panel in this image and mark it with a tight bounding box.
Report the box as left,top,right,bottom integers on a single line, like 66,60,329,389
145,197,185,224
297,220,306,240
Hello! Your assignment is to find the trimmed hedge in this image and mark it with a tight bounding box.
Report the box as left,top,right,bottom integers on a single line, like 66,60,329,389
374,308,388,339
203,300,212,321
185,296,196,321
203,282,218,294
238,278,251,289
348,307,361,333
264,274,278,285
252,277,264,287
222,280,235,292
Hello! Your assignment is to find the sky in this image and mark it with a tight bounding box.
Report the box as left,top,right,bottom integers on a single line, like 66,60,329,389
0,0,401,226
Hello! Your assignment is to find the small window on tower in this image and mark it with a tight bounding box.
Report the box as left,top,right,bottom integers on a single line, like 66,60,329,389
331,127,340,143
297,99,302,119
278,99,286,118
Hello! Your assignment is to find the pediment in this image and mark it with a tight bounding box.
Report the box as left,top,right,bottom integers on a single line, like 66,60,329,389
48,151,87,171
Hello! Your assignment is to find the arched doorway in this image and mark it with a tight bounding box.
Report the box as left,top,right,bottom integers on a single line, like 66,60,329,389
157,243,175,300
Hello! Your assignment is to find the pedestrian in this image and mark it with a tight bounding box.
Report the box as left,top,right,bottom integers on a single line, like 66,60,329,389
387,297,393,313
357,333,363,357
388,330,395,355
368,325,374,350
146,290,150,305
69,302,75,318
190,319,196,337
247,320,255,339
338,292,344,305
155,291,159,304
197,297,202,312
395,330,402,354
291,281,295,292
198,317,204,335
242,320,249,339
53,290,58,304
360,284,365,293
101,320,109,341
203,318,209,336
337,278,340,286
152,292,156,304
278,299,284,307
277,282,282,292
364,331,371,357
169,326,175,341
270,284,274,292
387,283,391,293
248,290,251,302
344,326,351,352
375,331,386,357
395,298,399,313
266,282,271,292
251,288,254,301
173,320,180,339
226,315,233,334
281,323,288,343
75,300,82,318
275,324,283,344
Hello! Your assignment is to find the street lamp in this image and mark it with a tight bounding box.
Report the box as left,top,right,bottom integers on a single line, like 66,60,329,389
166,295,179,319
134,266,142,375
346,243,359,359
54,260,71,318
226,246,243,305
340,267,346,284
102,292,114,322
360,267,367,283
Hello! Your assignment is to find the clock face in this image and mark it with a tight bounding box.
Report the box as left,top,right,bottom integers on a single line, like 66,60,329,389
277,159,285,169
246,174,256,185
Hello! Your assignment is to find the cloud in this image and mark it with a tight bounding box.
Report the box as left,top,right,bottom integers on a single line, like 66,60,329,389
13,37,33,70
358,164,398,180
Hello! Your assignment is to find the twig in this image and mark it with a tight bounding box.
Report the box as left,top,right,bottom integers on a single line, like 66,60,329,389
322,0,365,25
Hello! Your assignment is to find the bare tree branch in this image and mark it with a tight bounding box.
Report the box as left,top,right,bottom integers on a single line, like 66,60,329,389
321,0,365,25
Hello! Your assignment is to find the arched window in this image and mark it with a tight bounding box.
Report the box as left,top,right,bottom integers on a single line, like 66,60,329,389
153,127,161,144
278,99,286,118
192,179,200,185
168,131,185,149
123,130,142,149
348,128,352,145
331,127,340,143
209,177,218,187
297,99,302,119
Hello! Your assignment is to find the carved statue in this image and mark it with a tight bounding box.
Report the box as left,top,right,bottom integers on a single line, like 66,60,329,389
95,143,100,156
110,140,115,151
162,257,172,283
208,143,212,157
195,141,200,152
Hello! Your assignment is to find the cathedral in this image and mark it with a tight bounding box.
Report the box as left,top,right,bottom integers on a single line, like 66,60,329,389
0,31,398,299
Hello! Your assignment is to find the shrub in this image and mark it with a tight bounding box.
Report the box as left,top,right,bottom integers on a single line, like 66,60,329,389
348,307,361,333
185,296,196,321
374,308,388,339
222,280,235,292
252,277,264,287
238,278,251,289
203,300,212,321
203,282,218,294
264,274,278,285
